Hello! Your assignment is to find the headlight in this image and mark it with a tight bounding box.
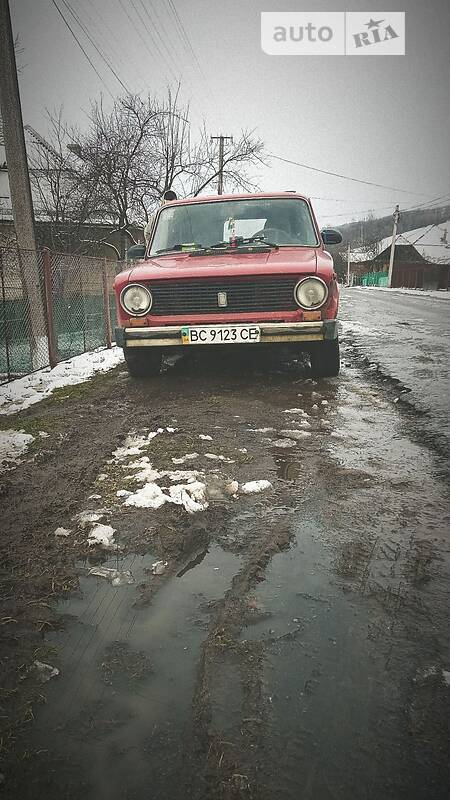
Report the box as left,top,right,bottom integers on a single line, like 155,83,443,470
120,284,152,316
294,277,328,310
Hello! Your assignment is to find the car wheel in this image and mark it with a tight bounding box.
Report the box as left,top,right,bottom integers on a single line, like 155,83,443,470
310,339,340,378
124,347,162,377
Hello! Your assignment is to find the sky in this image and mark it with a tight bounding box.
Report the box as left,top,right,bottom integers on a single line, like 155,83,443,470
9,0,450,227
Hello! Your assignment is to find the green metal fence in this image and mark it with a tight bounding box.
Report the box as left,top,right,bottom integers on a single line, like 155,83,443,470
0,247,122,383
361,271,388,287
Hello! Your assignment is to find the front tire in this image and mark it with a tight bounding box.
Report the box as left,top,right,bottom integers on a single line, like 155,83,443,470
310,338,340,378
124,347,162,377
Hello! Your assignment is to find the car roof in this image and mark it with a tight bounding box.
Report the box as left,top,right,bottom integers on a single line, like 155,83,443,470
163,191,311,206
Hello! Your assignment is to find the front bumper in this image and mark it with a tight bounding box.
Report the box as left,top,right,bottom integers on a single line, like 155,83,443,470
116,320,338,348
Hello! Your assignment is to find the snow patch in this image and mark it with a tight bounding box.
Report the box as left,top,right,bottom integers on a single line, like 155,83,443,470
340,320,383,338
33,660,59,683
351,286,450,300
88,524,118,549
132,463,164,483
124,483,167,509
280,429,312,441
0,347,124,415
199,434,213,441
124,479,208,514
89,566,134,586
240,480,272,494
54,527,71,537
113,433,158,460
151,560,168,575
113,428,177,461
271,438,297,448
76,510,104,527
172,453,199,464
0,429,34,472
204,453,235,463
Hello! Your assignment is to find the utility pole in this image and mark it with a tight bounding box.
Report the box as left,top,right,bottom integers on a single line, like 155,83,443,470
210,134,233,195
347,243,351,286
387,204,400,288
0,0,48,367
0,0,37,251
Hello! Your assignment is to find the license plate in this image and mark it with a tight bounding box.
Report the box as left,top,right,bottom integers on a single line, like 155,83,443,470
181,325,261,345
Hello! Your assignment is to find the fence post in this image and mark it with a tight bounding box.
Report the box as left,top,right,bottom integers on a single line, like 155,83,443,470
0,249,12,381
42,248,58,368
102,258,113,349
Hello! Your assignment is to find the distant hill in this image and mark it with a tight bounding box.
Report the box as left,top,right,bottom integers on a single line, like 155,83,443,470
335,202,450,244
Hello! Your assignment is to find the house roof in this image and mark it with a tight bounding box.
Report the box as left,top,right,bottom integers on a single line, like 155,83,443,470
347,220,450,265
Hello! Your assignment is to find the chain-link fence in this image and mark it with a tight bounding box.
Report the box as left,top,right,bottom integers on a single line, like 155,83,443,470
0,247,123,384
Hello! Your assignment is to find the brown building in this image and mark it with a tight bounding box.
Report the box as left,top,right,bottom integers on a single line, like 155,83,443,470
347,221,450,289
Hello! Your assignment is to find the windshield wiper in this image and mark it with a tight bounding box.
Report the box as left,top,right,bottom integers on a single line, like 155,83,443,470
244,236,279,249
194,237,279,254
156,243,202,255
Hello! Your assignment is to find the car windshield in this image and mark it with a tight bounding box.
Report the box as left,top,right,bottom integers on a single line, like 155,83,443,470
149,197,319,255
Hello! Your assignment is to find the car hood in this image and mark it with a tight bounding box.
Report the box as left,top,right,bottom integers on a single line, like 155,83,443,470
128,247,319,282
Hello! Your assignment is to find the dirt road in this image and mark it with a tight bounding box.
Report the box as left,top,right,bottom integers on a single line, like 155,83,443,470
1,310,449,799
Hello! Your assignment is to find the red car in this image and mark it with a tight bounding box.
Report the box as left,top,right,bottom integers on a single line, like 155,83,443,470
114,192,342,378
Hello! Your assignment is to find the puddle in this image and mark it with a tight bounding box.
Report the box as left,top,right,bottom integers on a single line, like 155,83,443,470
25,544,241,800
239,375,450,799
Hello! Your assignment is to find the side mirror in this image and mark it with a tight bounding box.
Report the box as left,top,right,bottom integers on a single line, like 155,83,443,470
127,244,146,261
321,228,343,245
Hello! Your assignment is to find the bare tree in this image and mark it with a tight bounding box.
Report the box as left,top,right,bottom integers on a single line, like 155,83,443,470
30,89,266,257
28,109,98,252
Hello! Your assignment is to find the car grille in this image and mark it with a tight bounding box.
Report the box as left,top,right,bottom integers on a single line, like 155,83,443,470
149,278,298,315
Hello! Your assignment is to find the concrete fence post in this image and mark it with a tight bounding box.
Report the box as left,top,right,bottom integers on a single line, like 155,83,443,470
42,248,59,368
102,258,113,349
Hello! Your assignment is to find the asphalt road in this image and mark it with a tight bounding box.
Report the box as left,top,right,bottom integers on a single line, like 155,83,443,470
1,289,449,800
341,287,450,453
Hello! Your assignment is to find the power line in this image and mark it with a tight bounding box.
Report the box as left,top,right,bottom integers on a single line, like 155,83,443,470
141,0,173,49
83,0,143,92
129,0,179,84
165,0,208,85
269,152,429,197
322,192,450,223
59,0,131,93
116,0,157,72
321,204,396,219
116,0,176,87
51,0,114,98
137,0,197,95
401,193,450,213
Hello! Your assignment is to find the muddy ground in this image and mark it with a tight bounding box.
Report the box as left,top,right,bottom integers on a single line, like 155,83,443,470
1,296,449,799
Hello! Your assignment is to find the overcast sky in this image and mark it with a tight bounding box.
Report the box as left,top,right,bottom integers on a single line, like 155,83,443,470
9,0,450,226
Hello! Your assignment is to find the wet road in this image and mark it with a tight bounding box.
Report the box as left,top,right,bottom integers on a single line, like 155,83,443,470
1,295,450,800
341,287,450,452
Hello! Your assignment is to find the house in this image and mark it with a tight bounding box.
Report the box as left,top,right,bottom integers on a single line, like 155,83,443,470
346,221,450,289
0,125,141,258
